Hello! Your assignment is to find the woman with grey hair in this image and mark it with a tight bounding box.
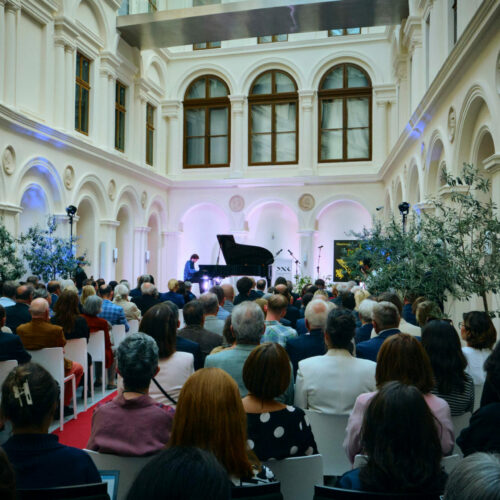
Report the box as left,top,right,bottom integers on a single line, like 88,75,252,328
87,333,175,456
82,295,114,389
444,452,500,500
113,283,141,322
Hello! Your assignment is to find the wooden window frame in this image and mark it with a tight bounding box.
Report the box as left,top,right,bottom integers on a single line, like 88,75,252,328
183,75,231,169
146,103,155,166
257,34,288,44
75,52,91,135
328,28,361,36
318,63,372,163
248,70,298,166
193,41,221,50
115,81,126,152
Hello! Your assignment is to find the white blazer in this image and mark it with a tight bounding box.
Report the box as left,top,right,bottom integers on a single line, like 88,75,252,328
294,349,377,415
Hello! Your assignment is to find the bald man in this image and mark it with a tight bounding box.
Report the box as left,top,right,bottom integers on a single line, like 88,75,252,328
5,285,32,334
17,298,83,413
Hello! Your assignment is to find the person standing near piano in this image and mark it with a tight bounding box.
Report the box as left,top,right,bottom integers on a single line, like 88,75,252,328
183,254,199,281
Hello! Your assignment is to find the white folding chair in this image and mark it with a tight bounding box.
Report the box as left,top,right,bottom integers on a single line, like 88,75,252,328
0,360,18,389
473,384,484,412
127,320,139,334
27,348,77,431
87,330,106,397
305,410,351,476
65,338,89,409
111,324,127,348
263,454,323,500
178,309,185,329
85,449,155,500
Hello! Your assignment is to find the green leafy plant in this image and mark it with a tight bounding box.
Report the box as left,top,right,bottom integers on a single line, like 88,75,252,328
294,275,312,295
19,216,89,282
0,220,25,281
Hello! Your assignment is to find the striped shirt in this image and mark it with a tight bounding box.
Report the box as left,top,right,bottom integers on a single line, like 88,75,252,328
431,372,475,416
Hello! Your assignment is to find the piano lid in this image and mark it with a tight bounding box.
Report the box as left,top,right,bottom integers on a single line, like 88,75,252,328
217,234,274,266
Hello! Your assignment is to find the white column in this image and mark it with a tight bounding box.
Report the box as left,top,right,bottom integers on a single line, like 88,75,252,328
298,230,316,278
0,1,5,103
64,45,75,130
134,226,150,280
298,90,315,176
164,230,182,282
410,41,424,112
159,231,169,287
229,95,245,178
53,40,66,127
162,100,181,177
99,220,119,282
107,73,115,149
4,2,19,105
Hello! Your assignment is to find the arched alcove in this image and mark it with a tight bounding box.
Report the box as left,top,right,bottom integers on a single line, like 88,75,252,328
76,198,97,277
407,164,421,206
116,206,133,282
19,186,49,235
394,180,403,212
426,138,445,197
315,200,372,280
147,213,160,280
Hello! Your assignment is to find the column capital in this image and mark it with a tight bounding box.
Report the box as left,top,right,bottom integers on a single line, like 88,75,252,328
99,219,120,228
0,202,22,214
298,90,315,109
53,213,80,224
298,229,316,236
229,95,246,113
135,225,151,234
4,0,21,12
161,100,181,118
483,153,500,175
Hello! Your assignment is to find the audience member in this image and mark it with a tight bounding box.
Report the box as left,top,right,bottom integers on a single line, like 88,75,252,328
243,343,317,461
80,284,95,307
0,305,31,364
163,301,203,370
210,315,236,355
81,295,114,388
0,281,17,309
338,381,446,494
286,299,331,377
221,284,235,313
422,320,474,415
0,448,15,500
199,292,225,336
74,257,88,290
87,333,174,455
354,288,370,310
178,300,222,359
209,285,230,320
97,284,129,332
415,300,443,326
169,367,276,486
481,341,500,407
108,280,118,291
355,299,376,344
17,299,83,414
1,363,101,489
183,280,196,304
132,282,161,315
295,308,376,414
402,293,418,326
139,304,195,406
126,447,230,500
461,311,496,385
356,301,401,362
233,277,255,306
47,280,61,308
375,291,421,337
5,285,32,334
344,333,454,463
262,294,298,347
51,290,90,341
129,274,152,298
444,452,500,500
160,279,185,309
32,287,51,311
275,284,300,328
255,279,266,297
113,284,141,321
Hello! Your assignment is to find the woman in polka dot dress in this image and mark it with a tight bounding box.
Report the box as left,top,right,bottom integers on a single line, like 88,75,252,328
242,343,318,461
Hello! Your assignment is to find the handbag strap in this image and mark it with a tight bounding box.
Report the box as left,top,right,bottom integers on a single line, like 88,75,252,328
152,377,177,406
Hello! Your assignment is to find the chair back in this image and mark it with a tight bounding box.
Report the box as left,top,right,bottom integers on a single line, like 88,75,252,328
85,449,154,500
452,413,471,441
111,324,126,347
263,455,323,500
65,338,88,371
305,410,351,476
127,320,139,334
473,384,484,412
88,331,105,362
27,348,65,383
0,359,18,388
313,485,441,499
178,309,185,328
17,482,109,499
232,481,283,499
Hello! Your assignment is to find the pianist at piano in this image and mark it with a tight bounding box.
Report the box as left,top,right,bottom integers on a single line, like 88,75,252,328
183,254,200,282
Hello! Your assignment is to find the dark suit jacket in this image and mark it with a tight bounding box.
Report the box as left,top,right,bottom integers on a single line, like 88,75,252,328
176,336,203,370
286,328,327,379
131,295,161,315
295,318,308,335
457,403,500,456
355,323,372,344
356,328,400,362
402,303,418,326
284,305,300,329
159,291,185,309
178,325,222,358
0,331,31,364
5,303,31,335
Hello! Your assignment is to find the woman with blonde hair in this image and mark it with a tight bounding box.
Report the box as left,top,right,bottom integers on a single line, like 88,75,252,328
80,285,96,306
169,367,276,486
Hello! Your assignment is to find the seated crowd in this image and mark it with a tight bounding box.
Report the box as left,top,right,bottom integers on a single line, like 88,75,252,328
0,274,499,498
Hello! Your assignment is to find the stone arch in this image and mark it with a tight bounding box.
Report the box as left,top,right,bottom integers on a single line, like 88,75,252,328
143,54,167,90
75,196,98,278
19,184,50,235
407,161,421,206
241,58,304,96
73,175,108,219
114,186,141,223
176,64,236,100
471,127,496,203
75,0,109,48
425,134,446,198
394,177,404,212
384,189,393,220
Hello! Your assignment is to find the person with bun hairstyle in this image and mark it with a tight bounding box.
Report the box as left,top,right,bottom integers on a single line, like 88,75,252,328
1,363,101,489
461,311,497,385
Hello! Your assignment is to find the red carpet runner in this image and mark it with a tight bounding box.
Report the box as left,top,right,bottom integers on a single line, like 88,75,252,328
52,391,117,449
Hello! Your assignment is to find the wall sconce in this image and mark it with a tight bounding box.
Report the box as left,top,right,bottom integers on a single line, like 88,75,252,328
112,248,118,263
145,250,150,264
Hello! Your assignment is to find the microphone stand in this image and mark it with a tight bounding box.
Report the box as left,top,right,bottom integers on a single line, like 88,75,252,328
316,246,323,279
288,250,301,279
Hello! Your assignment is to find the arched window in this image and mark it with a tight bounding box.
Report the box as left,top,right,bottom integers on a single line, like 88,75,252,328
318,63,372,162
248,70,298,165
183,75,230,168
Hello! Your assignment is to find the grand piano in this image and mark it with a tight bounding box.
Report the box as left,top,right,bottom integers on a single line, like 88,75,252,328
191,234,274,286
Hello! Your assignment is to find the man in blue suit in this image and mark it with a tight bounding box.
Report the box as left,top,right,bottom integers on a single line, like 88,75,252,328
356,301,401,362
